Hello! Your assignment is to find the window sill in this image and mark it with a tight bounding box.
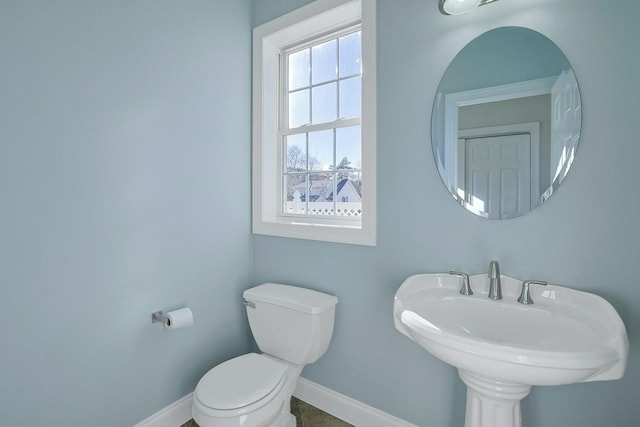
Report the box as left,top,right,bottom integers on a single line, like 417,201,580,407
253,217,376,246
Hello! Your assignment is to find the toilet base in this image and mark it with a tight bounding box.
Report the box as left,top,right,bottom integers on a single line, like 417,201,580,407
272,412,295,427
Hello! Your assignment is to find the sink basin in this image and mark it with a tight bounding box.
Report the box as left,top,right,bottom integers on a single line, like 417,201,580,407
394,273,628,427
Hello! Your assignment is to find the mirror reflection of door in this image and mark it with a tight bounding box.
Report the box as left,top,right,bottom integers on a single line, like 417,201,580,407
458,123,540,219
431,27,582,220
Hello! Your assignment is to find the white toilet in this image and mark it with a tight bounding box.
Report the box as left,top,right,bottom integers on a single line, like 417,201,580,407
192,283,338,427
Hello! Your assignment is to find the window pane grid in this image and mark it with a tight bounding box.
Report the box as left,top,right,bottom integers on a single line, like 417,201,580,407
287,72,361,96
285,29,361,129
282,174,363,218
278,117,361,137
284,25,360,66
281,27,362,219
282,127,362,218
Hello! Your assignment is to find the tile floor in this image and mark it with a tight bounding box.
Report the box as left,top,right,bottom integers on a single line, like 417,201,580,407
181,397,353,427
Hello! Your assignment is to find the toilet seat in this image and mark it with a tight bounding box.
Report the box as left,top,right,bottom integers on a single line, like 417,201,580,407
194,353,288,417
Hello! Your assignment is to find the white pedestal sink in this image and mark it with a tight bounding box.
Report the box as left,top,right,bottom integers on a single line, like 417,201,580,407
394,273,628,427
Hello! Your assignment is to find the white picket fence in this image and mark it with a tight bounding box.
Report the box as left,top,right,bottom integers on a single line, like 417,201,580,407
285,201,362,216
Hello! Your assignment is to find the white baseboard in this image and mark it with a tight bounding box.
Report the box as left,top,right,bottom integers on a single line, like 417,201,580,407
293,377,418,427
133,377,417,427
133,392,193,427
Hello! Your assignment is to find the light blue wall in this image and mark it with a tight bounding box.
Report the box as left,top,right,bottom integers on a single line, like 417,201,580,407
253,1,640,426
0,1,253,425
2,1,638,426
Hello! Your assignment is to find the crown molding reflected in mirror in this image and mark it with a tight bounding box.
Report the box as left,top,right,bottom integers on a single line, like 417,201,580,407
431,27,582,219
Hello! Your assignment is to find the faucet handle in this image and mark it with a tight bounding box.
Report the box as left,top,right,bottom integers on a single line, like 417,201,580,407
517,280,547,305
450,271,473,296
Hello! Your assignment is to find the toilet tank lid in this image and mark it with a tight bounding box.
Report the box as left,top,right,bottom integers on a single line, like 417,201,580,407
244,283,338,314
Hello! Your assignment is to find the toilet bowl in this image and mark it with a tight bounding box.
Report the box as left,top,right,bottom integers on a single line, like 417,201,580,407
193,353,292,427
192,283,338,427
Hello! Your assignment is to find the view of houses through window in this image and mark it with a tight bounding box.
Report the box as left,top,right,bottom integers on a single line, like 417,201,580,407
281,29,362,218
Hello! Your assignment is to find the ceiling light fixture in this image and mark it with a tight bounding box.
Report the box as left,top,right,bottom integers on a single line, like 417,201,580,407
439,0,499,16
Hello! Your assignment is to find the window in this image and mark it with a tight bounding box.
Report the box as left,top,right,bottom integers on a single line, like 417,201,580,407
283,29,362,218
253,0,376,246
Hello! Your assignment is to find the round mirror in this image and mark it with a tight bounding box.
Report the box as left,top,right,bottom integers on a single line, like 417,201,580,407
432,27,581,219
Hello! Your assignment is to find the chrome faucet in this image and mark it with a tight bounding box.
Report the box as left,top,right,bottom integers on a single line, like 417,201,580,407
517,280,547,305
488,260,502,300
450,271,473,296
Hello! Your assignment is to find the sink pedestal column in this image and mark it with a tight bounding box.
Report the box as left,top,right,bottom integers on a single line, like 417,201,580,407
459,370,531,427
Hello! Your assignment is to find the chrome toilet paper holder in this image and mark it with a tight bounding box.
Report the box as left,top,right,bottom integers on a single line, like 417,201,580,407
151,310,167,324
151,307,194,329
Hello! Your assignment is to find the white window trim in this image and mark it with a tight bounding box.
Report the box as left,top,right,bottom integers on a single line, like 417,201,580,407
252,0,376,246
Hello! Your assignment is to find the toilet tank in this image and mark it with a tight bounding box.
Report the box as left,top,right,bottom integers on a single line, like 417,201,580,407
243,283,338,365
